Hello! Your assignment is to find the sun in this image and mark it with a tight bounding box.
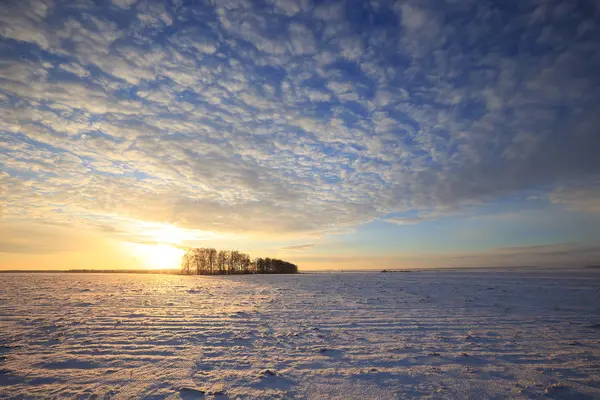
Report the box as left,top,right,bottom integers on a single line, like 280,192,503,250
116,221,224,270
133,221,218,245
124,242,185,270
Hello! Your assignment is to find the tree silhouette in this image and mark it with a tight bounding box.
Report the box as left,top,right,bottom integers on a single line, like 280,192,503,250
216,250,224,274
180,248,298,275
207,248,217,274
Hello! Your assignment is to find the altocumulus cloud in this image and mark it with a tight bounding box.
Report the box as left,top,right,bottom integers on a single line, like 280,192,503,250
1,0,600,242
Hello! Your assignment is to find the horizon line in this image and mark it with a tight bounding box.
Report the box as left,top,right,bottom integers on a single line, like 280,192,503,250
0,265,597,274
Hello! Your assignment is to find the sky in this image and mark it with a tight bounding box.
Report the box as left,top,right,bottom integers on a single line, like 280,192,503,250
1,0,600,270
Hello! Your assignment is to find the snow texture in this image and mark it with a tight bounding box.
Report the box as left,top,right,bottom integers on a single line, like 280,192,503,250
1,268,600,399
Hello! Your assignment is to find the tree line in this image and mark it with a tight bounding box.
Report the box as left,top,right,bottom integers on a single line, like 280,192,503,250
180,248,298,275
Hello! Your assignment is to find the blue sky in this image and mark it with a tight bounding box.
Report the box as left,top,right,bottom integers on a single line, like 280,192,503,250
1,0,600,269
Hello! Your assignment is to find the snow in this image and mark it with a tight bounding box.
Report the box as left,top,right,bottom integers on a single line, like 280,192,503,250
1,268,600,399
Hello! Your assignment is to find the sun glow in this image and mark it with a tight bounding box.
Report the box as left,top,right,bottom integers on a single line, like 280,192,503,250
113,220,228,269
131,221,219,244
124,242,185,269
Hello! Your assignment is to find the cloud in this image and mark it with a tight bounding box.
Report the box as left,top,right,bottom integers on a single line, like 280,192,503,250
1,0,599,256
281,243,315,251
58,62,90,78
382,217,424,225
112,0,137,9
294,242,600,269
0,0,54,50
398,3,428,31
550,181,600,213
446,243,600,268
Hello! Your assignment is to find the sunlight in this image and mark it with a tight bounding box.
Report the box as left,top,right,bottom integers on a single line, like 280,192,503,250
113,220,228,270
124,242,185,270
133,221,218,245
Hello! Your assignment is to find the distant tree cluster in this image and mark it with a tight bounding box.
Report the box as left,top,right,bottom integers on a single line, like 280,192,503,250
180,248,298,275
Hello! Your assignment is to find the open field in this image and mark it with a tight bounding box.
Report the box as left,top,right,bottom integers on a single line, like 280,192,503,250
1,269,600,399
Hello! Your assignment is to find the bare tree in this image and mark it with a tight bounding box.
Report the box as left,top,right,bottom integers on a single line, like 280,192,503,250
180,250,191,275
207,248,217,275
217,250,227,275
181,248,298,275
228,250,237,274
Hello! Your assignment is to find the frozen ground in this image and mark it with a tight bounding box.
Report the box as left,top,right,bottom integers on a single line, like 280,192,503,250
1,269,600,399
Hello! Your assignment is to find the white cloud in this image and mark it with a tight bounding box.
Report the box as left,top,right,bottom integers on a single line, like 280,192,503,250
337,36,363,61
267,0,306,16
314,1,345,21
395,1,443,58
288,23,317,55
398,3,428,31
112,0,138,9
59,62,90,77
0,0,53,49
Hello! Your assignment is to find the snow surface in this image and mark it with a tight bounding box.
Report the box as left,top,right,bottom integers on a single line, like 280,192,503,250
1,269,600,399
